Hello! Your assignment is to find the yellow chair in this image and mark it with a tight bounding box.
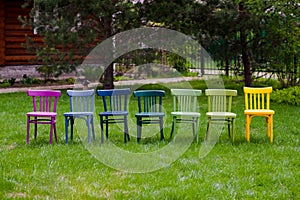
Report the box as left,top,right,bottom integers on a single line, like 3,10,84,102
244,87,275,142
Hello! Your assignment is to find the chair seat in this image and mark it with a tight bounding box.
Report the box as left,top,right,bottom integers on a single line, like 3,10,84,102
171,111,200,117
135,112,165,117
99,111,128,116
64,112,93,117
244,109,275,115
27,112,57,117
206,112,236,118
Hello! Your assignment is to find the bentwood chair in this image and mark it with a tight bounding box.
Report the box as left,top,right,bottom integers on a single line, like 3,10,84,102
134,90,165,143
170,89,202,142
244,87,275,142
205,89,237,142
26,90,61,144
64,90,95,144
97,88,131,143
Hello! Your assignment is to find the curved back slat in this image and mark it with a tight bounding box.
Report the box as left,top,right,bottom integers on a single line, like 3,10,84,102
205,89,237,112
27,90,61,112
133,90,165,113
67,90,95,112
244,87,272,110
97,88,131,112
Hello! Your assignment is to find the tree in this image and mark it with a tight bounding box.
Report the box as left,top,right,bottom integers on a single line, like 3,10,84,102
20,0,142,88
245,0,300,87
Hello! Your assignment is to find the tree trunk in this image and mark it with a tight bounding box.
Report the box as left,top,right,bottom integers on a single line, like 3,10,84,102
238,2,252,86
242,47,252,86
103,63,114,89
102,16,114,89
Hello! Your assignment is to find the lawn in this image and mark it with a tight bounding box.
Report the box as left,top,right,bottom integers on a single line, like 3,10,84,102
0,80,299,199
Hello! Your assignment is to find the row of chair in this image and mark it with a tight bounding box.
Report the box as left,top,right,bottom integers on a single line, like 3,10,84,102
26,87,275,144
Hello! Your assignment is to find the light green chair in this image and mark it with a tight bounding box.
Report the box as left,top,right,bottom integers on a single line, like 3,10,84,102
170,89,202,142
205,89,237,142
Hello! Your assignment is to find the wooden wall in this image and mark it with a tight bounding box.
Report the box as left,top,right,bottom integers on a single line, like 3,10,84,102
0,0,40,66
0,0,5,65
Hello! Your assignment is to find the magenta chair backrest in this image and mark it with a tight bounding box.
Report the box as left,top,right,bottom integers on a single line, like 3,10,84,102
27,90,61,112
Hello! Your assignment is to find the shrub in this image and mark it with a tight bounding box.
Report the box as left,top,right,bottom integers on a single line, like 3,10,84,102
32,78,42,84
0,80,10,88
8,78,16,86
271,86,300,106
65,77,75,84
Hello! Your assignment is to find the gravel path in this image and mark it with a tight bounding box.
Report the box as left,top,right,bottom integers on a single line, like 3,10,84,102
0,77,201,94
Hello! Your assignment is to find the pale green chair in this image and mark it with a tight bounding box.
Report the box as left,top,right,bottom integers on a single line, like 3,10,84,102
170,89,202,142
205,89,237,142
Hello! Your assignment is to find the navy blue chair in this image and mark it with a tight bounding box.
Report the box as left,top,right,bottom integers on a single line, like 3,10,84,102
64,90,95,144
134,90,165,143
97,88,131,143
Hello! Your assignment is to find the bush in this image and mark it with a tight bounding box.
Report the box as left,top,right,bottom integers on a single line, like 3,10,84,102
32,78,42,84
271,86,300,106
8,78,16,86
251,78,282,90
65,77,75,84
0,80,10,88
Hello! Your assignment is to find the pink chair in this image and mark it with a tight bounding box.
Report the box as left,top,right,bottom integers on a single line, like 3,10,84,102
26,90,61,144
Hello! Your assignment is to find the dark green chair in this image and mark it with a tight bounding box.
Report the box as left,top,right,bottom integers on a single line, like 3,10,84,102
133,90,165,143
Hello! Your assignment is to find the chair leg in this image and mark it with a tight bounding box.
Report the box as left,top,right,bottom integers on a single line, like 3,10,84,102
124,116,129,143
195,118,199,143
34,117,37,139
192,117,195,138
53,119,58,143
87,116,91,143
49,120,53,145
70,117,74,140
227,120,231,138
26,116,30,144
269,115,273,143
65,117,69,144
91,116,95,141
105,116,109,140
137,117,142,143
170,116,176,139
231,118,235,143
100,116,104,143
246,115,251,142
206,118,211,140
159,117,164,141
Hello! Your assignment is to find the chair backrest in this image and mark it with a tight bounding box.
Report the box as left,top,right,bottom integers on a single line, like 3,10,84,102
244,87,272,110
171,89,202,112
67,90,95,112
205,89,237,112
27,90,61,112
133,90,165,113
97,88,130,112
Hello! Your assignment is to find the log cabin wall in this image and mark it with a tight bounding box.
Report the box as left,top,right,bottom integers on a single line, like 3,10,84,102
0,0,5,66
3,0,37,66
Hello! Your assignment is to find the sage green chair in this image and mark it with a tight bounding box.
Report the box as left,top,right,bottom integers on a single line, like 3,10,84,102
170,89,202,142
205,89,237,142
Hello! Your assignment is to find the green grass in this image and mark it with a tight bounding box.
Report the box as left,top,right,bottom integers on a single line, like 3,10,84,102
0,80,299,199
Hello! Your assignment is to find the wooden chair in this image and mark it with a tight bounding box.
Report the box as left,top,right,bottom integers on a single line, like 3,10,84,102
134,90,165,143
26,90,61,144
244,87,275,142
205,89,237,142
170,89,202,142
97,88,131,143
64,90,95,144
